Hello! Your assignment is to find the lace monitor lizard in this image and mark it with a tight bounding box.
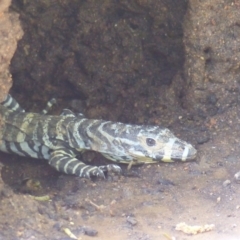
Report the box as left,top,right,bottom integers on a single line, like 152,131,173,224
0,94,197,178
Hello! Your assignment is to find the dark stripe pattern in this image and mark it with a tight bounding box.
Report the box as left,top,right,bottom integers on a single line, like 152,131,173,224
0,94,197,178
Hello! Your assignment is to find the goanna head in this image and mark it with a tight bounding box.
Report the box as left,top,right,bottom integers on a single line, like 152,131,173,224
100,124,197,164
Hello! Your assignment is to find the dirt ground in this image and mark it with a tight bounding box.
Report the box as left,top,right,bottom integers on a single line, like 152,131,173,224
1,0,240,239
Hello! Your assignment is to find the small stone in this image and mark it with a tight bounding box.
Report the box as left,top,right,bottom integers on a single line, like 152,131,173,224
126,216,138,226
234,171,240,182
223,179,231,187
83,227,98,236
196,135,210,144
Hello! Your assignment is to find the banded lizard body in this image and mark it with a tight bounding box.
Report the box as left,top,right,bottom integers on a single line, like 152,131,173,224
0,95,197,178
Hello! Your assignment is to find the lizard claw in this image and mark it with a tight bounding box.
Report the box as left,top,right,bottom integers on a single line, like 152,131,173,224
82,164,122,179
98,164,122,174
82,166,105,179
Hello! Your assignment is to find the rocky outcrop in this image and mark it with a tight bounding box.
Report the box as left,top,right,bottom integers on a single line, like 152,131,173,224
184,0,240,117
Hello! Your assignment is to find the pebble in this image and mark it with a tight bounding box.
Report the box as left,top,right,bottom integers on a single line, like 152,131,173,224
83,227,98,236
234,171,240,183
222,179,231,187
126,216,138,226
196,135,210,144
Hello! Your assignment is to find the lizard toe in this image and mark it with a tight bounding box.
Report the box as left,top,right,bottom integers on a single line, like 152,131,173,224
99,164,122,174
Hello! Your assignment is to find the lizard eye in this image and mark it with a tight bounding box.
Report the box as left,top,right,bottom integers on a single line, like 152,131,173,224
146,138,156,146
